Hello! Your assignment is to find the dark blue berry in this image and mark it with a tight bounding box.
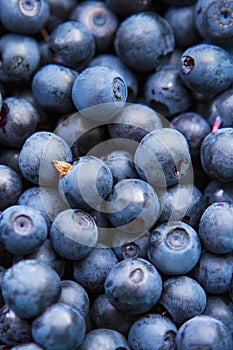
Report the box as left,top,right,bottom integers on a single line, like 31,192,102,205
0,165,22,211
79,329,130,350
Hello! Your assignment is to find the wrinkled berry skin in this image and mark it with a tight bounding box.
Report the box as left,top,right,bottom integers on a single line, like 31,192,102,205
128,314,177,350
199,202,233,254
32,303,86,350
0,205,47,256
2,260,61,319
179,43,233,95
0,165,22,211
0,304,32,346
0,34,40,83
50,209,98,260
195,0,233,44
148,222,201,275
0,0,50,35
114,12,175,72
105,179,160,235
72,66,128,122
79,328,130,350
0,97,39,148
160,276,207,324
134,128,191,188
176,315,233,350
201,128,233,183
48,21,95,70
32,64,78,113
105,258,162,315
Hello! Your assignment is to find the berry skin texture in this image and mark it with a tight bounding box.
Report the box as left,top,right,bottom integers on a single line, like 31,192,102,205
18,131,72,186
71,66,128,122
0,34,40,83
2,259,61,319
50,209,98,260
134,128,191,188
0,205,47,256
201,128,233,183
199,202,233,254
114,12,175,72
179,43,233,95
148,222,201,275
104,258,162,315
32,64,78,113
0,165,22,211
128,314,177,350
176,315,233,350
0,0,50,35
32,303,86,350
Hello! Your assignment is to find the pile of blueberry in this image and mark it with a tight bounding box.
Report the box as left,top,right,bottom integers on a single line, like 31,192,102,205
0,0,233,349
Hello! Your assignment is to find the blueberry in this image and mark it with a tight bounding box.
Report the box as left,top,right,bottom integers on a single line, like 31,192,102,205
157,183,205,227
89,54,138,101
0,304,32,346
134,128,191,188
58,156,113,211
179,43,233,95
79,329,130,350
0,34,40,83
18,131,72,186
105,178,160,235
203,296,233,337
203,180,233,206
14,239,66,277
0,97,39,148
32,64,78,114
148,222,201,275
0,0,50,35
176,315,233,349
71,66,128,122
108,103,163,147
48,0,76,20
106,0,152,16
73,246,118,293
58,280,89,318
0,165,22,211
100,150,138,185
0,205,47,256
50,209,98,260
114,12,175,72
195,0,233,44
11,344,44,350
90,294,137,335
208,87,233,128
191,251,233,294
199,202,233,254
48,20,95,70
164,5,200,47
18,186,68,229
0,267,6,308
104,258,162,314
0,148,20,176
171,111,211,158
160,276,207,323
70,1,119,52
113,231,150,261
201,127,233,182
128,314,177,350
2,259,61,319
32,303,86,350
